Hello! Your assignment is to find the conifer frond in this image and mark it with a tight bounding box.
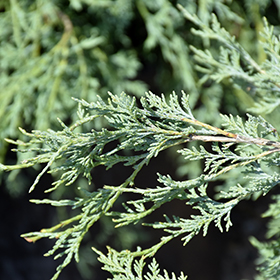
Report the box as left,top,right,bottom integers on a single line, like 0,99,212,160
92,247,188,280
250,237,280,280
177,4,280,114
21,188,117,280
3,2,280,279
2,90,280,279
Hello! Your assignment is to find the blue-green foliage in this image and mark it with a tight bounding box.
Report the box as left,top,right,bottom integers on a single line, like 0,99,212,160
2,1,280,280
92,247,188,280
2,89,280,279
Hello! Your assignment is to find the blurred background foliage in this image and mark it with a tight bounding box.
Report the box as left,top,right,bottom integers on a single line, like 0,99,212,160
1,0,280,279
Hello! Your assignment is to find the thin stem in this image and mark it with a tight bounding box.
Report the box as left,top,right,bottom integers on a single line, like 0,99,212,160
128,235,174,258
189,134,280,148
181,117,237,138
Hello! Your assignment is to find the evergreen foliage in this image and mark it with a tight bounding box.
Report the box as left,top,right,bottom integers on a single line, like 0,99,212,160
2,1,280,280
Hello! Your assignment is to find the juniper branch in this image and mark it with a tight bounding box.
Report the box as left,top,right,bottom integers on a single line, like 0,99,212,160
177,4,280,114
2,91,280,279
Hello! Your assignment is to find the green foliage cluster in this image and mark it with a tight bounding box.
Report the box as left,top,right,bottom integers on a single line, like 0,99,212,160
2,0,280,280
0,0,202,197
92,247,188,280
0,0,195,153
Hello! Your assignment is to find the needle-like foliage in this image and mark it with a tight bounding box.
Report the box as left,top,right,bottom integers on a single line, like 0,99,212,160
92,247,188,280
177,4,280,115
2,88,280,279
2,2,280,280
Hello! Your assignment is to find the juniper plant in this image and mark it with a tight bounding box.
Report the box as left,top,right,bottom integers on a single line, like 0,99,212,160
2,87,280,279
2,2,280,280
